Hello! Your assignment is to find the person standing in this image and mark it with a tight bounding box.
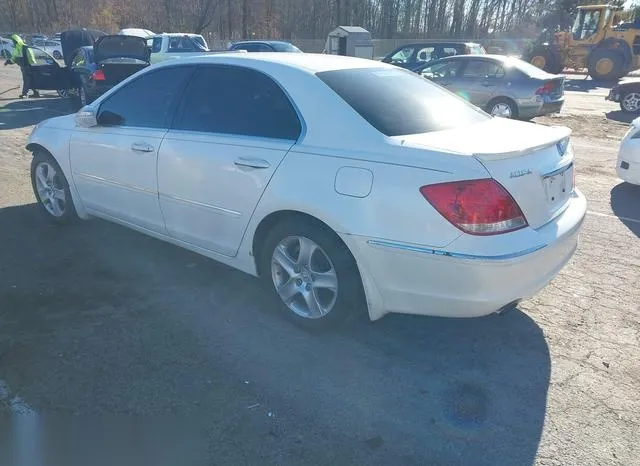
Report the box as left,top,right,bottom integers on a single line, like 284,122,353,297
3,34,39,98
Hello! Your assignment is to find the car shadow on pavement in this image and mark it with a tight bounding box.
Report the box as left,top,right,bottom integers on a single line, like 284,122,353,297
0,203,550,465
562,77,616,93
611,182,640,236
605,110,636,124
0,96,76,130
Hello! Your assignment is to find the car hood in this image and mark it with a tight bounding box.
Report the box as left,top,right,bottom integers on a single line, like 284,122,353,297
94,35,150,63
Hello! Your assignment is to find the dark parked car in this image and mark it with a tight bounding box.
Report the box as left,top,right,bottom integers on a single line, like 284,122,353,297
28,31,150,106
413,55,565,119
606,80,640,113
381,42,485,69
228,40,302,53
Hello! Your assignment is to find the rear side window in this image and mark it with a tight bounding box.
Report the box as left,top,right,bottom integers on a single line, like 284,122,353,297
173,65,301,140
98,66,194,128
462,60,505,78
317,67,488,136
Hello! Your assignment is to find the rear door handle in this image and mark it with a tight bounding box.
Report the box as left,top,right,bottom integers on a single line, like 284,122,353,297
234,157,270,169
131,142,154,153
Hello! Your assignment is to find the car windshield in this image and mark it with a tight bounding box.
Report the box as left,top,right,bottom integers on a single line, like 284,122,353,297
317,67,489,137
271,42,302,53
190,36,209,51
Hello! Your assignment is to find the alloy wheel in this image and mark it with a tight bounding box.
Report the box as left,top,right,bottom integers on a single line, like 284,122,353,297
622,92,640,112
491,103,513,118
34,162,66,217
271,236,338,319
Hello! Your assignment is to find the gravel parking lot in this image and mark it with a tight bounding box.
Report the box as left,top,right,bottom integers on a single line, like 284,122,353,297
0,65,638,465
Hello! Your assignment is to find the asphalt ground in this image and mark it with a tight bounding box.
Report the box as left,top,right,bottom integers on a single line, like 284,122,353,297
0,66,638,465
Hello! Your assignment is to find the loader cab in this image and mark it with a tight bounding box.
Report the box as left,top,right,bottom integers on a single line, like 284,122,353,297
571,5,617,42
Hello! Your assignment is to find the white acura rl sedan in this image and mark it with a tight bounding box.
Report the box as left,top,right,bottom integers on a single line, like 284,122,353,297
27,53,586,327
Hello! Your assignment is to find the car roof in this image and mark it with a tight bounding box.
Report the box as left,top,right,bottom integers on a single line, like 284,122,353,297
233,40,293,46
157,33,203,37
392,41,481,49
153,52,389,73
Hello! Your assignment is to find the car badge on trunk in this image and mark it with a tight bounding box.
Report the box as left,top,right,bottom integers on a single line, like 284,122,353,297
557,138,569,157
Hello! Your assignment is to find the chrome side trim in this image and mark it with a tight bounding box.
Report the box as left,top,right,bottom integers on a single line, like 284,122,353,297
366,239,547,261
160,193,242,218
75,172,155,195
542,162,573,179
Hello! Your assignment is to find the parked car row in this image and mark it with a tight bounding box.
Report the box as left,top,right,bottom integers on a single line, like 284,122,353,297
26,52,586,328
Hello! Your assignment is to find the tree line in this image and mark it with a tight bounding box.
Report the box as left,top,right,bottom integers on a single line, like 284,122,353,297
1,0,638,41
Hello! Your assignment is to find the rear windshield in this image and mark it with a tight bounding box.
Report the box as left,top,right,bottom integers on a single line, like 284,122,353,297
272,42,302,53
316,67,489,136
508,57,553,78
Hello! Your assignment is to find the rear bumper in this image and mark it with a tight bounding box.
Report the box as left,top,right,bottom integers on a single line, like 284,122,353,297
86,81,114,101
606,89,620,102
342,189,586,321
520,98,564,119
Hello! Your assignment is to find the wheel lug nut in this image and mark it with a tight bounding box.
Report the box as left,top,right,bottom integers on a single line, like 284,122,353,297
296,279,302,286
305,284,311,291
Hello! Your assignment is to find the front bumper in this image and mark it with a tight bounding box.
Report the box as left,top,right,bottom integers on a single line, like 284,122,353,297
617,138,640,185
342,189,587,321
606,88,620,102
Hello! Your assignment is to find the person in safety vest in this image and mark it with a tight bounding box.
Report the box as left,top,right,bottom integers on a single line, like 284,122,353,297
3,34,39,98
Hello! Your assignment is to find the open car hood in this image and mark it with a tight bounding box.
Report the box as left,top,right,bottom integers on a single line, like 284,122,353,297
94,35,150,63
60,28,106,67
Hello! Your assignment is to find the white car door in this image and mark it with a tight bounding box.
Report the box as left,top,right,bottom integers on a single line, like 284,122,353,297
158,64,302,257
70,65,195,233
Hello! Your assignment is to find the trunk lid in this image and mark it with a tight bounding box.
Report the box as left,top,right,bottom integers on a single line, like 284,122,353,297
94,35,150,64
396,118,574,229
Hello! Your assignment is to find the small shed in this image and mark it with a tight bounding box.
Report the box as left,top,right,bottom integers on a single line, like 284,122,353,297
324,26,373,59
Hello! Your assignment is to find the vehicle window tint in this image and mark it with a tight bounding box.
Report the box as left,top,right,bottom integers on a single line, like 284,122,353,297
29,47,56,65
233,43,259,52
442,47,458,57
256,43,274,52
462,60,504,78
151,37,162,53
174,65,301,140
420,61,462,79
71,51,85,67
416,47,435,63
317,67,488,137
98,66,193,128
390,47,414,63
168,36,196,52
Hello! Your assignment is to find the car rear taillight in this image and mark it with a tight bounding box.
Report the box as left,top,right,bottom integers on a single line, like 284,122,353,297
91,70,105,81
535,82,555,95
420,179,528,235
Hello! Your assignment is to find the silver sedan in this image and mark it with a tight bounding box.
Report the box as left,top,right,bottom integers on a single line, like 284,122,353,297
413,55,565,119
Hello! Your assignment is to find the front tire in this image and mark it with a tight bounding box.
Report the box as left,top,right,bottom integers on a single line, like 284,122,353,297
260,219,364,328
30,151,78,224
620,92,640,113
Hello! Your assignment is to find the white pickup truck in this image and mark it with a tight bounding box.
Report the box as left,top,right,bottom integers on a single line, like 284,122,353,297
147,33,209,64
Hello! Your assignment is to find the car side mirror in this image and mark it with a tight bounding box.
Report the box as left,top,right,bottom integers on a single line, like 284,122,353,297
97,110,124,126
75,107,98,127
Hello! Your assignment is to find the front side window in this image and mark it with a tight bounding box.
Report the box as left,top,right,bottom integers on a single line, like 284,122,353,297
173,65,301,140
390,47,414,63
97,66,194,128
168,36,197,52
317,67,488,136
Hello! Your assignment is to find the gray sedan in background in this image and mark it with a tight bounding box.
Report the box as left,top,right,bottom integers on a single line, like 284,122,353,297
413,55,565,119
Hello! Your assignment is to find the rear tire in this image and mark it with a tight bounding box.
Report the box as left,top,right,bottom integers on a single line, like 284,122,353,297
30,150,78,224
527,46,562,73
260,218,364,329
487,97,518,119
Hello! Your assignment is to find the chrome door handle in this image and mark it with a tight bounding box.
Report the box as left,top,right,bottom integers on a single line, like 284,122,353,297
234,157,270,169
131,142,154,153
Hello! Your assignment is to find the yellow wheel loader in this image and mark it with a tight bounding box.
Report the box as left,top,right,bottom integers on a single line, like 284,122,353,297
526,4,640,80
